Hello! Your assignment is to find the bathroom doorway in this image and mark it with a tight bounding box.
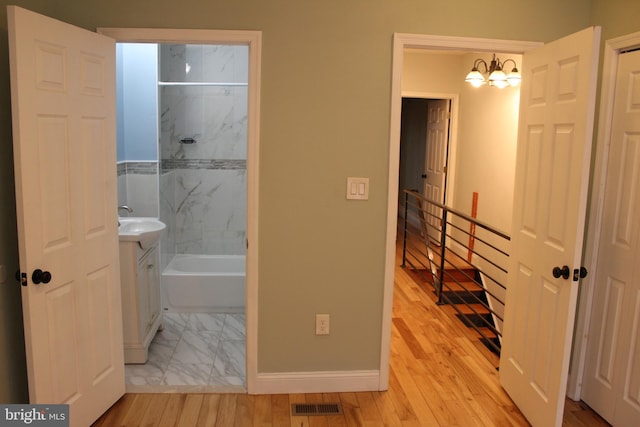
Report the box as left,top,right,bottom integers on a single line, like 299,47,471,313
104,28,261,393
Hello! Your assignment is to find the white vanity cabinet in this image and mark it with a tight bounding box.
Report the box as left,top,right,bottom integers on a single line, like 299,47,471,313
119,241,162,363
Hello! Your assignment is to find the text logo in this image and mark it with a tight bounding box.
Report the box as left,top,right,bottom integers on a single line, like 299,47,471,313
0,405,68,427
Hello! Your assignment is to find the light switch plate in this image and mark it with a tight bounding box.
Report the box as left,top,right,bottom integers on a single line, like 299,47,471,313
346,177,369,200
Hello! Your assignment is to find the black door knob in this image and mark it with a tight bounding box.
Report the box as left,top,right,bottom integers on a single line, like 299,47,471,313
552,265,570,280
32,269,52,285
573,267,588,281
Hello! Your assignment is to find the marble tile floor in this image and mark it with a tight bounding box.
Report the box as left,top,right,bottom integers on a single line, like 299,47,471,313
125,312,246,393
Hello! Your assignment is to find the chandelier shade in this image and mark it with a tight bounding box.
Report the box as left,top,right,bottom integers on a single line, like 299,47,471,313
465,54,521,88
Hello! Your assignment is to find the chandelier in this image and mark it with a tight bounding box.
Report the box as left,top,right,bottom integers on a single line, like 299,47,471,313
465,54,521,89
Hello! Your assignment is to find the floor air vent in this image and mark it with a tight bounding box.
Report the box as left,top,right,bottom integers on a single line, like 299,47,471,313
291,403,343,416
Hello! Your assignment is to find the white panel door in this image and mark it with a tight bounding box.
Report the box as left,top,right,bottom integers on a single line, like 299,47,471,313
8,6,124,427
499,27,600,427
422,99,450,243
582,48,640,427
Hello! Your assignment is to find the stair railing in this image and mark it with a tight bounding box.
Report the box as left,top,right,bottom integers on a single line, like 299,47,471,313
401,189,511,357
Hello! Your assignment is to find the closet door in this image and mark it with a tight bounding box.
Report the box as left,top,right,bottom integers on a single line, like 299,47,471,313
582,48,640,427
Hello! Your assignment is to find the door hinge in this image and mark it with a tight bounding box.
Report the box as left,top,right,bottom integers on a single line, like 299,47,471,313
443,166,447,174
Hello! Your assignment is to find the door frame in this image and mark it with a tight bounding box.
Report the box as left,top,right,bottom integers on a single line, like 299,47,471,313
382,33,542,388
567,30,640,400
97,27,261,394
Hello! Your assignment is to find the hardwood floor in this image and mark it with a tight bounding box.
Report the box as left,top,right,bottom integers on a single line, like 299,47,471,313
93,246,610,426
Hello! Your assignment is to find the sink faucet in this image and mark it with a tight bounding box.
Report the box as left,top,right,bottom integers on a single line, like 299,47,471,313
118,206,133,226
118,205,133,216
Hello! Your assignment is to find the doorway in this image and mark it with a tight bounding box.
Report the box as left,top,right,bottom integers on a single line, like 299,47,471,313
116,41,249,391
383,39,533,389
380,32,540,403
386,29,607,426
100,27,261,394
399,98,452,204
399,97,452,243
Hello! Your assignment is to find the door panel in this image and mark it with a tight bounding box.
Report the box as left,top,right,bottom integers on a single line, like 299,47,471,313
620,293,640,422
47,284,80,402
38,117,71,247
499,27,600,427
583,48,640,427
8,6,124,427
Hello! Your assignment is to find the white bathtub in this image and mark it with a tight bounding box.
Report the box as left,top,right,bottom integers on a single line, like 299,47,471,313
162,254,245,313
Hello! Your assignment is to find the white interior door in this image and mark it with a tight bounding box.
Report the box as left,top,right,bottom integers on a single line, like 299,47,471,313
581,48,640,427
422,99,450,243
499,27,600,427
8,6,124,427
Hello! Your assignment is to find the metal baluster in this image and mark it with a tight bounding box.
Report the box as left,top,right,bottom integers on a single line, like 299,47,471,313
402,192,409,267
437,209,448,305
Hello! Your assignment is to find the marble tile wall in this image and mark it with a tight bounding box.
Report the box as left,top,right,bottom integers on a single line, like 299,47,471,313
166,168,246,256
118,161,159,218
159,44,248,259
159,170,176,270
117,163,127,208
159,86,248,160
159,44,248,84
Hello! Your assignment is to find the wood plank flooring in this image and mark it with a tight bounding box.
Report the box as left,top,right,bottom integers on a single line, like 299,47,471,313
93,246,609,426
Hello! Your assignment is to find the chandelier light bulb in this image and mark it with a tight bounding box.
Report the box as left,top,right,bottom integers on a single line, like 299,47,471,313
465,69,486,87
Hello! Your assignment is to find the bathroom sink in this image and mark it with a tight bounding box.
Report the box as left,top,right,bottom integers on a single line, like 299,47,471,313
118,217,166,249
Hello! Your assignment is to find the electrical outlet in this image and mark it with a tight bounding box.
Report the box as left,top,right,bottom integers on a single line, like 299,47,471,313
316,314,330,335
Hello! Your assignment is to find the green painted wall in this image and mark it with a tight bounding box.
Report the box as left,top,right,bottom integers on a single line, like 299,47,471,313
6,0,638,400
591,0,640,41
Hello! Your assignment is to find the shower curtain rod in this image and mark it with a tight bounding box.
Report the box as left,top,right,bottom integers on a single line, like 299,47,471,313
158,81,248,87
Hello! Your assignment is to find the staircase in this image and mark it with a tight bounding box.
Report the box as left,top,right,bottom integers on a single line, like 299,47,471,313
409,261,501,356
438,266,501,355
400,189,511,367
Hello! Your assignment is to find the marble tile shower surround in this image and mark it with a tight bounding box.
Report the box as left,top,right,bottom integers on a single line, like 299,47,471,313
159,171,175,270
162,159,246,171
159,44,248,84
159,85,248,160
125,312,245,391
159,44,248,258
161,168,246,257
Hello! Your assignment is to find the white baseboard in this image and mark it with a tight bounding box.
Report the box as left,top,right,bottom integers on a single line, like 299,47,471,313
252,370,381,394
